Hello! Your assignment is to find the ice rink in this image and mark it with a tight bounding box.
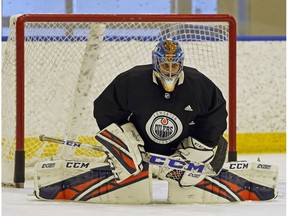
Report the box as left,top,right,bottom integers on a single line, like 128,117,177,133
2,154,286,216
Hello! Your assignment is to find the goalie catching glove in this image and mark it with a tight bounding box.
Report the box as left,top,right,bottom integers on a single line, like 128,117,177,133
158,137,219,187
95,122,145,183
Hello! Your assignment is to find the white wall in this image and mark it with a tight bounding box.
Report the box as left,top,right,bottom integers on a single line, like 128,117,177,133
236,41,285,133
2,40,286,134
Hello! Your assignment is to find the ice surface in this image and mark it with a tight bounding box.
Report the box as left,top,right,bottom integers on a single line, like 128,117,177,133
2,154,286,216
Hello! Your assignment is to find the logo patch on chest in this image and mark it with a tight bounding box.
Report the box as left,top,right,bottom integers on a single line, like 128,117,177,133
145,111,183,145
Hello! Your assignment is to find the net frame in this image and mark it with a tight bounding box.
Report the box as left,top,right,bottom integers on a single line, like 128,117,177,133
3,14,237,188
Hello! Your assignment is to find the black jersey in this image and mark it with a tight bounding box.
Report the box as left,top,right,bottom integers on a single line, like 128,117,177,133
93,64,227,156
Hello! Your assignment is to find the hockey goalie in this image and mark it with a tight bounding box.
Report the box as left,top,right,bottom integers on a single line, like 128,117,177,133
34,39,278,204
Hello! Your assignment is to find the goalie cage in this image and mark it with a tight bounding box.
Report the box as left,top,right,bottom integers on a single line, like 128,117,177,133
2,14,237,188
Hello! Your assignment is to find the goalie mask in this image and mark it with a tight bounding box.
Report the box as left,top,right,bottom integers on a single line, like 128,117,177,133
152,39,184,92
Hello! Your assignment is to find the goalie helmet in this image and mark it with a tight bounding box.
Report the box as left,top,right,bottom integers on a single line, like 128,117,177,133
152,39,184,92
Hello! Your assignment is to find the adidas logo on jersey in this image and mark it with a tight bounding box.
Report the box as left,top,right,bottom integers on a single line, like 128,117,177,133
189,121,195,125
184,105,193,111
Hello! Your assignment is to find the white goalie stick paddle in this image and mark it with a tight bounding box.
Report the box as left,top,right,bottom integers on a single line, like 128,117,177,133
39,135,227,176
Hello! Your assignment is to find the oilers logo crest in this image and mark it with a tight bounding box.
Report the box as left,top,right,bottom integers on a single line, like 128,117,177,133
145,111,183,144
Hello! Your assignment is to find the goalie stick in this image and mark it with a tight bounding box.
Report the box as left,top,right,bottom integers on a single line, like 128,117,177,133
39,135,227,176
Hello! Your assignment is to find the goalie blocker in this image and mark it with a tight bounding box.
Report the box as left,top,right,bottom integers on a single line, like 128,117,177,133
95,123,145,183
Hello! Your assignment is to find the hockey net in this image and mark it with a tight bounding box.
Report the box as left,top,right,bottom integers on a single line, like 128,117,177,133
2,14,236,187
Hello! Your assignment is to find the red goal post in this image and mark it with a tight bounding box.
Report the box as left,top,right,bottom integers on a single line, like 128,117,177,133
2,14,237,188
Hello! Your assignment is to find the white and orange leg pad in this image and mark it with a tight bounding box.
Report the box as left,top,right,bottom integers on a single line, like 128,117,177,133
167,160,278,204
34,160,152,204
